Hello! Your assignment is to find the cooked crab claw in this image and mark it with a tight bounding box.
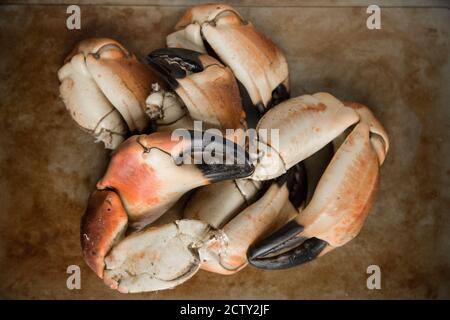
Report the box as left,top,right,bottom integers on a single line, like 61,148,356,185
80,189,195,283
103,219,210,293
147,48,246,131
96,130,253,229
247,95,389,269
197,164,307,275
58,38,160,148
251,93,388,181
247,163,324,270
174,130,254,180
81,190,128,278
166,3,290,111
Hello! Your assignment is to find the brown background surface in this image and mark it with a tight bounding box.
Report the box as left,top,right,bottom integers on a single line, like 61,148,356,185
0,0,449,299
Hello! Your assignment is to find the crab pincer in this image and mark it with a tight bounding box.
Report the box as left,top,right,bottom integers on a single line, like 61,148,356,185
58,38,160,149
247,95,389,269
166,3,290,113
95,130,253,230
147,48,246,131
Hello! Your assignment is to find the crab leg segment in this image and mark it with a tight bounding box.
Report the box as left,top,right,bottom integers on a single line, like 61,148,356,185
248,103,389,269
167,4,290,111
184,179,262,229
147,48,246,131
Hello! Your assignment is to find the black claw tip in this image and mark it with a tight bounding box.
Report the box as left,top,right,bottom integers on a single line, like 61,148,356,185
275,162,308,208
267,83,290,110
248,237,328,270
173,130,254,183
253,83,290,115
247,220,328,270
255,102,266,115
237,80,259,128
248,220,304,259
147,48,204,88
286,162,308,209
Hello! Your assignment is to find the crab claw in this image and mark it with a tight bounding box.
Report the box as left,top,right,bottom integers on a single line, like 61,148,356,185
199,165,307,274
103,219,209,293
251,93,361,181
147,48,246,130
58,38,160,148
166,4,290,111
247,221,328,270
248,103,389,269
96,130,254,229
81,190,128,278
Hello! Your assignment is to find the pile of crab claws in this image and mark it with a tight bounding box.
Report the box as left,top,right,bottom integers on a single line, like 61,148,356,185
62,3,392,293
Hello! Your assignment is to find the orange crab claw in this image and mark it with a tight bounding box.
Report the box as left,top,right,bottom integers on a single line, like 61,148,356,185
80,190,128,278
96,131,254,229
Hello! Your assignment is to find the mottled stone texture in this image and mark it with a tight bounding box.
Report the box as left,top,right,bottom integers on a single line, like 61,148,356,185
0,3,448,299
